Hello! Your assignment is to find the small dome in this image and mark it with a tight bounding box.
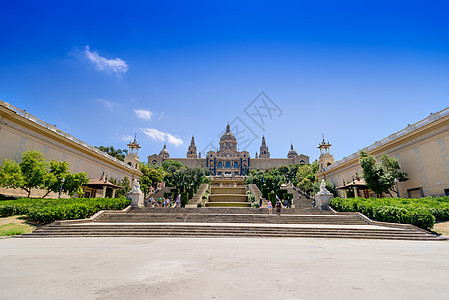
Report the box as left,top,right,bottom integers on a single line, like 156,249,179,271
159,143,169,157
288,144,298,158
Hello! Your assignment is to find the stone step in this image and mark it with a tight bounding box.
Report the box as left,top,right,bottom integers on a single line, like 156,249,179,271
205,202,251,207
132,207,332,215
31,227,428,237
95,214,368,225
23,229,441,240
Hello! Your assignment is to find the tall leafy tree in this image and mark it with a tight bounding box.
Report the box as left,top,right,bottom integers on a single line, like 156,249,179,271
139,163,165,196
96,146,128,161
17,150,49,197
359,150,408,197
0,150,89,198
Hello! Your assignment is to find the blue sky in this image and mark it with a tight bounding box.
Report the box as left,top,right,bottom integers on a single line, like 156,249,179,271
1,1,448,162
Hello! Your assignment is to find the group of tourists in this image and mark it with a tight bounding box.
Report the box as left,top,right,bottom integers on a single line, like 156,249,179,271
259,195,291,216
145,194,182,208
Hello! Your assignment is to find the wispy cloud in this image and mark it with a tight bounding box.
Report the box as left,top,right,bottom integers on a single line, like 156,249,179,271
157,112,165,120
134,109,153,120
84,45,128,77
140,128,183,147
120,135,134,143
96,98,118,111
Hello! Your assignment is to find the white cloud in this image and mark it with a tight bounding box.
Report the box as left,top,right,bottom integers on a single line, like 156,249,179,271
120,135,134,143
134,109,153,120
96,98,118,111
140,128,183,147
84,45,128,77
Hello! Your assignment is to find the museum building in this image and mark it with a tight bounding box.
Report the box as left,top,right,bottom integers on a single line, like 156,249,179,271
148,124,310,175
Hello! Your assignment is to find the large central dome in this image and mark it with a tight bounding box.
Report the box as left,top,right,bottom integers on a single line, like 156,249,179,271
220,123,236,142
219,124,237,152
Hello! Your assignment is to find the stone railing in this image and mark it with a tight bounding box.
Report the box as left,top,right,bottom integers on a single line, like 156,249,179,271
0,100,135,170
324,107,449,172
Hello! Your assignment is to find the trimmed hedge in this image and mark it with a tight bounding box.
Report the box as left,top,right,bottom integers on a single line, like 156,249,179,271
0,197,130,224
268,192,276,206
329,197,449,230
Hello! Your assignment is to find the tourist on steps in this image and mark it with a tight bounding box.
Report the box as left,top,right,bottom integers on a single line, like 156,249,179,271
276,199,282,216
267,200,273,215
175,194,181,208
259,196,263,208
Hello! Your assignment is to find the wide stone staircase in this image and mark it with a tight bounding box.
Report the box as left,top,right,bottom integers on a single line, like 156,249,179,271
23,207,445,240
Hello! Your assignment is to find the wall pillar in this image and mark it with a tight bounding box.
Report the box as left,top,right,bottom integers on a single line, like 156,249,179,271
102,187,106,198
112,189,116,198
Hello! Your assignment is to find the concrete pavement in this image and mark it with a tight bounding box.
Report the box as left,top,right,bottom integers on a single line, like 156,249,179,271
1,237,448,299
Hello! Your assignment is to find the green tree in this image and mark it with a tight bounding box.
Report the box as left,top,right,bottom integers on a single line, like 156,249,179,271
161,160,185,173
0,150,89,198
9,150,49,197
63,172,89,196
139,163,165,196
42,160,70,198
295,160,319,196
96,146,128,161
0,159,24,190
359,151,408,197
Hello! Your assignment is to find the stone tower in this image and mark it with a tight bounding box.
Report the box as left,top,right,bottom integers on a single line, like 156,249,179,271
124,136,141,170
159,143,170,159
259,136,270,159
318,135,334,172
187,136,198,158
287,143,298,159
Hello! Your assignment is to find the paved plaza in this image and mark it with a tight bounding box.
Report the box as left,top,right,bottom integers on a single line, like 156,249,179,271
1,237,448,299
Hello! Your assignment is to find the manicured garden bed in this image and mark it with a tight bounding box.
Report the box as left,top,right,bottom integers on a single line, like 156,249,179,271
0,197,130,224
330,196,449,230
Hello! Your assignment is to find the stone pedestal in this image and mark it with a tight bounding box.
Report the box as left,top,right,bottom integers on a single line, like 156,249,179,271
315,192,333,211
127,190,144,208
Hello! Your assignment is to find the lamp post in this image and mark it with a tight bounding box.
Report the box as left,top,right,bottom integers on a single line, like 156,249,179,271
58,177,65,199
394,178,400,198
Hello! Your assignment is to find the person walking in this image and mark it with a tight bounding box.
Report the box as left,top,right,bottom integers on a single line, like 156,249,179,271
267,199,273,215
276,199,282,216
175,194,181,208
259,196,263,208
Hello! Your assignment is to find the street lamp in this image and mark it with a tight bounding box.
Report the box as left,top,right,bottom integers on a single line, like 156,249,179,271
394,178,400,198
58,177,65,199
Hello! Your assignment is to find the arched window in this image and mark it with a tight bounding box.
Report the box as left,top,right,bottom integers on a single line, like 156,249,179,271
327,162,332,167
152,160,157,165
225,161,231,168
300,160,305,164
234,162,238,168
218,162,223,168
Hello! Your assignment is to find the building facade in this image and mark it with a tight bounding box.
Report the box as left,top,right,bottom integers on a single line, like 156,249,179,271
0,100,142,198
316,107,449,198
148,124,310,175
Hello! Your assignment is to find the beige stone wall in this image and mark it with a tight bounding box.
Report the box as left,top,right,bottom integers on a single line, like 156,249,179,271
0,101,141,197
250,158,295,169
317,108,449,198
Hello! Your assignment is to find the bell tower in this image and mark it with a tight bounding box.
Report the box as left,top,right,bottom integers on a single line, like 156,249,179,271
318,134,334,172
187,135,198,158
259,136,270,159
124,135,141,170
